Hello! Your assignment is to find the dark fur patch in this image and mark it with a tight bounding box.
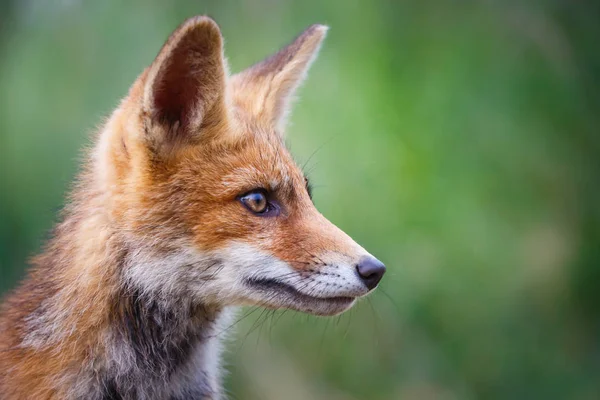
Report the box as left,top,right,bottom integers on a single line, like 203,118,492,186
114,289,201,375
101,284,220,398
101,379,122,400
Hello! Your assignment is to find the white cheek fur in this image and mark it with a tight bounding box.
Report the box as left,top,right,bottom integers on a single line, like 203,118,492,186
124,241,370,311
123,241,293,305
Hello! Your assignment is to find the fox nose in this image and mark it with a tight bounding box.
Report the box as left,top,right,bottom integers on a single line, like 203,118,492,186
356,256,386,290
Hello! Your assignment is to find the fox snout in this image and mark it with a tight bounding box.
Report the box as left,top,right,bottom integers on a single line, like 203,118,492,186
225,205,386,316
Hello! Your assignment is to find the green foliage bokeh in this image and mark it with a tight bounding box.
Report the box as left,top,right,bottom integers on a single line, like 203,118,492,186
1,1,599,399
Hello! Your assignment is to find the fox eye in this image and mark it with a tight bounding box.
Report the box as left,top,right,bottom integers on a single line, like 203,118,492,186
239,190,278,216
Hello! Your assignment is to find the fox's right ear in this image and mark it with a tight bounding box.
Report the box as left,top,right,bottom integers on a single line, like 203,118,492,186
141,16,229,154
230,24,327,134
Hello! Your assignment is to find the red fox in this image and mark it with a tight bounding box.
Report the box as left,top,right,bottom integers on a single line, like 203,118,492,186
0,16,385,399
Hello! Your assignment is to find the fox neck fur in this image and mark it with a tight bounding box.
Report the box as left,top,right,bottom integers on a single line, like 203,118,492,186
1,172,234,398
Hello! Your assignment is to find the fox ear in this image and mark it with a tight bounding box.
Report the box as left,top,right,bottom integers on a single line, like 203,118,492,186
142,16,228,151
231,24,328,133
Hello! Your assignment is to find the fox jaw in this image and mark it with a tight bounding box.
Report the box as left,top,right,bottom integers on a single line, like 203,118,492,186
102,16,385,318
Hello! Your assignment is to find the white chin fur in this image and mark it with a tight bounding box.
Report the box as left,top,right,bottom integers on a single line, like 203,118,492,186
125,241,368,316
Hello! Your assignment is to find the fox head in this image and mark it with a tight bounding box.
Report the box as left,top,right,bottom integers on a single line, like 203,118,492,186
99,16,385,316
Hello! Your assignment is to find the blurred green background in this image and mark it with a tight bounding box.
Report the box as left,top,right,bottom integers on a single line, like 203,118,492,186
1,1,599,399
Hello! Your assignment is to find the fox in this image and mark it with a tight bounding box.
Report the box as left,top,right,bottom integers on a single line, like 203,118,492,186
0,16,385,400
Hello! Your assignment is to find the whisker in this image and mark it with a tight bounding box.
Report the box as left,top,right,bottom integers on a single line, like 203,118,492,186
378,286,401,313
301,132,343,173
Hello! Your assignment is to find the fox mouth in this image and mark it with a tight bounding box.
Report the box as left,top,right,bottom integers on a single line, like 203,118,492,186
244,277,356,316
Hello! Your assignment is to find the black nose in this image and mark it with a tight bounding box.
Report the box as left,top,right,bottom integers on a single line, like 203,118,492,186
356,256,386,290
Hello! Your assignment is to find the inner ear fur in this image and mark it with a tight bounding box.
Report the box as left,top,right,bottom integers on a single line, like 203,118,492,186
231,24,328,133
142,16,229,151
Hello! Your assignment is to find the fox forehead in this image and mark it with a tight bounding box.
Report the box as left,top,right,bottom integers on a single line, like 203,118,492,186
178,128,306,201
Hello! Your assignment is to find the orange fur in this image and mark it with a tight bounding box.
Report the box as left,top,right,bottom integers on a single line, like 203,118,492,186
0,16,383,399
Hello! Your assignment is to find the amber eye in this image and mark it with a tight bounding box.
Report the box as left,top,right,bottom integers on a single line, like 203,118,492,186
239,190,269,214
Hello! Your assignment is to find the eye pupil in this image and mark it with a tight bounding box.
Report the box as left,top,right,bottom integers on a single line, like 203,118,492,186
241,191,268,214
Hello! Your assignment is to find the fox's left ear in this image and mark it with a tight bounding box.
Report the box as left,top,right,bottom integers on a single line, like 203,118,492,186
231,24,328,133
141,16,229,154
